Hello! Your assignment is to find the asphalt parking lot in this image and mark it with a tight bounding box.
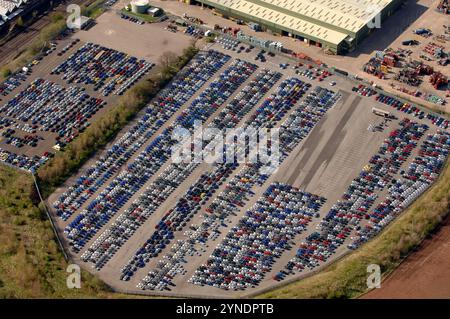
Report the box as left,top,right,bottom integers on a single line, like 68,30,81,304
75,6,193,62
0,36,156,170
0,39,105,165
46,38,449,297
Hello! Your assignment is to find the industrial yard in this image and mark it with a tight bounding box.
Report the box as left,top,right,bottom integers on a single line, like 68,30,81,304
146,0,450,111
0,0,449,301
40,23,448,296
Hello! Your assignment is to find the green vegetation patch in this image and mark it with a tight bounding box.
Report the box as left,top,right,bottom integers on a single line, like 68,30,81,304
0,165,121,298
0,12,67,83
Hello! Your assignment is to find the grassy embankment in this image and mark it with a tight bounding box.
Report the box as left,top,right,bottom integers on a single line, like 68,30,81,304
120,9,161,23
0,165,126,298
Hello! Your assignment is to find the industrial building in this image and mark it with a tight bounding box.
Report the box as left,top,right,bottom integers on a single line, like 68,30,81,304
0,0,56,35
188,0,404,54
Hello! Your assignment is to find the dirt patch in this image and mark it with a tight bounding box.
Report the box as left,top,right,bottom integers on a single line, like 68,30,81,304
362,214,450,299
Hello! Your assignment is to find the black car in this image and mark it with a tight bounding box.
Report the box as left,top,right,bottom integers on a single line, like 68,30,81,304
402,39,419,46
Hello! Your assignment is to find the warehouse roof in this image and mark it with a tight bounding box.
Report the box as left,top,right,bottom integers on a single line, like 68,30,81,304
200,0,394,45
253,0,392,33
204,0,349,45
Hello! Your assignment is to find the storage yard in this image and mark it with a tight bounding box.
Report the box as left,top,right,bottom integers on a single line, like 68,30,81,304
363,23,450,107
40,34,449,297
148,0,450,111
0,0,449,299
0,38,155,171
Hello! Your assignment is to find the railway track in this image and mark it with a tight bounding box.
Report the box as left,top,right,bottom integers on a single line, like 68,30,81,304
0,0,92,66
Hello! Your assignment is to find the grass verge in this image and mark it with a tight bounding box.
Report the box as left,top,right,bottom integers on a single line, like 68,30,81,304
257,158,450,299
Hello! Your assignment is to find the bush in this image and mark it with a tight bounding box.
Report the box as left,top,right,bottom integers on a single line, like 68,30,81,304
1,68,11,78
0,18,67,82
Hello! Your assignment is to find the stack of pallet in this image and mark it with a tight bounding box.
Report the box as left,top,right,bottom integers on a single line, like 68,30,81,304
396,68,422,86
363,57,385,78
415,62,434,76
423,42,446,58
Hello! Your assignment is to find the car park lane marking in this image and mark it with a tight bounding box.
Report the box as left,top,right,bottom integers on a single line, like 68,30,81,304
286,94,360,187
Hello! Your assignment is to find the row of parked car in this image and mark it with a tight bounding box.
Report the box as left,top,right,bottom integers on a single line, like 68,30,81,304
352,84,377,96
217,36,240,51
80,162,199,270
52,43,153,96
184,25,204,38
121,162,239,282
63,58,257,253
1,78,105,143
0,148,52,172
14,123,36,134
131,84,339,291
375,94,449,129
0,71,27,97
138,162,269,290
120,77,312,286
191,183,325,290
1,128,43,148
52,50,230,220
80,68,282,270
352,131,450,247
279,87,341,157
105,0,118,7
283,119,428,272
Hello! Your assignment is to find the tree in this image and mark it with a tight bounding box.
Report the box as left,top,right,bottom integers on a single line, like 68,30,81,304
50,12,64,23
159,51,178,81
1,68,12,79
16,17,24,28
